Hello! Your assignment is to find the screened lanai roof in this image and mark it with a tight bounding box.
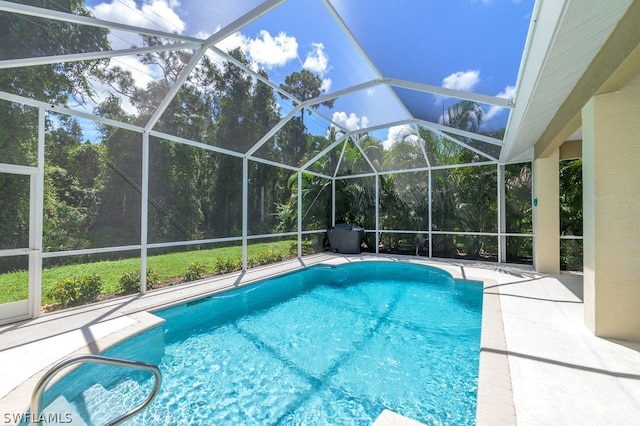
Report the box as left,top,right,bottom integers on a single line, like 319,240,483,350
0,0,635,172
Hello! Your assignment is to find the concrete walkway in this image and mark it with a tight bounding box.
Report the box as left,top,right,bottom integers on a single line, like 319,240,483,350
488,270,640,425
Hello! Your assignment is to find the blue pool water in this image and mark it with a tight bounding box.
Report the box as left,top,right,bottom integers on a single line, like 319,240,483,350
45,261,483,425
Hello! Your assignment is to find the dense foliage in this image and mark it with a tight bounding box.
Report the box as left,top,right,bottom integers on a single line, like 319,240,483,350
0,0,542,276
48,274,103,307
560,159,583,270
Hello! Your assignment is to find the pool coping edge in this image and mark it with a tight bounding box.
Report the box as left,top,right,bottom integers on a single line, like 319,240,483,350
0,254,516,425
475,278,517,425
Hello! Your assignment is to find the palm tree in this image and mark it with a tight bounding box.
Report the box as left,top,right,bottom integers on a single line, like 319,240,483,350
430,100,498,258
443,100,483,132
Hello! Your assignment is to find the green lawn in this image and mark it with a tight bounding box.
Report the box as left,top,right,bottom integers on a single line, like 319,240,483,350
0,241,300,306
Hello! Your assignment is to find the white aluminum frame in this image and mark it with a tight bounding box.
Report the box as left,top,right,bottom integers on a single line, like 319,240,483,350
0,1,538,322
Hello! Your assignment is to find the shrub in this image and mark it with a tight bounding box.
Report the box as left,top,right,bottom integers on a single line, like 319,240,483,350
48,278,76,307
147,269,160,289
288,242,298,255
214,258,241,274
119,269,160,294
184,262,207,282
288,241,313,255
253,249,283,266
48,274,103,307
244,250,288,269
75,274,103,304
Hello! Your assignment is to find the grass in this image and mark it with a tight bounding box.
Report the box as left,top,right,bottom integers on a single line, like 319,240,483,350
0,240,303,306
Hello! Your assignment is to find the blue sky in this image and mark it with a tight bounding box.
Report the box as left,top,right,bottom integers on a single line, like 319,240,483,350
84,0,535,145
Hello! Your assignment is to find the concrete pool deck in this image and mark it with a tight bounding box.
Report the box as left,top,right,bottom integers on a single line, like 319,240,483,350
1,253,640,425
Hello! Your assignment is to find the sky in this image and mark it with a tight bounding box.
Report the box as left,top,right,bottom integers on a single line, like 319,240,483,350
83,0,535,148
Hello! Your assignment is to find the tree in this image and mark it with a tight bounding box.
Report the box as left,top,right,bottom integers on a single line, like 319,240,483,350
424,100,500,258
0,101,37,269
208,48,256,236
559,159,583,271
90,125,143,247
0,0,110,261
332,137,379,230
443,100,483,133
383,140,426,171
559,159,583,236
0,0,110,105
276,116,307,167
275,171,331,233
378,133,430,253
0,174,30,254
505,163,533,263
279,69,334,125
44,116,106,251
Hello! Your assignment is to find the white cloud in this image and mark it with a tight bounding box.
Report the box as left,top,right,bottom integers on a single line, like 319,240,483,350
303,43,333,96
303,43,329,75
87,0,186,114
91,0,185,50
140,0,184,32
320,78,332,93
218,34,331,83
442,70,480,91
246,30,298,69
382,125,419,150
484,85,515,121
216,30,298,70
434,69,481,107
332,111,369,132
214,31,245,53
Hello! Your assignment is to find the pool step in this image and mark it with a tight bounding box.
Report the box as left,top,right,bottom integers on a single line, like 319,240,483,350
44,380,148,426
373,409,426,426
74,383,119,425
42,395,87,426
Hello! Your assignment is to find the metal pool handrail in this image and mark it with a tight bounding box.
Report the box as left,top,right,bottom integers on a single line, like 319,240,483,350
31,354,162,426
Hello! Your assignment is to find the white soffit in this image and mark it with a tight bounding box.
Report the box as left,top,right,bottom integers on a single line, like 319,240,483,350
501,0,634,162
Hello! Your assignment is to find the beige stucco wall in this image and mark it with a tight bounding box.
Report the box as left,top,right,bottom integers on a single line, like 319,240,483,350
559,140,582,160
533,150,560,274
582,72,640,341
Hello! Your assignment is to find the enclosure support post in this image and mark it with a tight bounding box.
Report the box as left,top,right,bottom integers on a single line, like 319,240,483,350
297,171,302,258
30,107,46,317
375,174,379,254
331,178,336,226
242,157,248,270
498,164,506,263
140,132,149,294
428,169,432,258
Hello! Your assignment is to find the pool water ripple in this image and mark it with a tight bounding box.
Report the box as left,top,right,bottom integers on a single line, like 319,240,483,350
45,261,482,425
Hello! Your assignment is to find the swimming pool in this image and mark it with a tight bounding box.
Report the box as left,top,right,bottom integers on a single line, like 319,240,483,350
44,261,483,425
